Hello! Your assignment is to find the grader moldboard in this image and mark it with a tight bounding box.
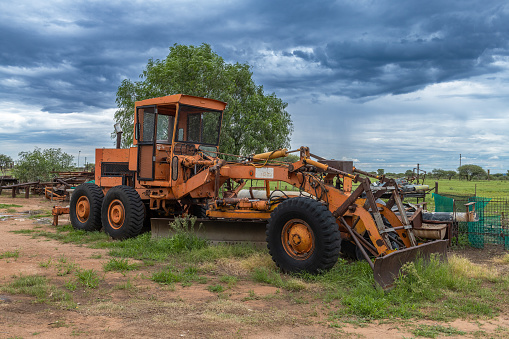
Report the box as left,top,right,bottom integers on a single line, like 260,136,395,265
70,94,447,288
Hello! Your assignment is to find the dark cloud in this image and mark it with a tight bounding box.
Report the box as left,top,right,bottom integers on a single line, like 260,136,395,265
1,0,508,112
2,0,509,170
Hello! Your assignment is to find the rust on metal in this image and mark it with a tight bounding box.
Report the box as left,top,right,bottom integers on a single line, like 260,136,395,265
52,206,70,226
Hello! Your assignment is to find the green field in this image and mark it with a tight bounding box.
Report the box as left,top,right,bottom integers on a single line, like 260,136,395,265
425,178,509,197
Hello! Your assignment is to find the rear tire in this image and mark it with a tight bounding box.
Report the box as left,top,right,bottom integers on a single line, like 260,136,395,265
70,183,104,232
102,185,145,240
266,197,341,274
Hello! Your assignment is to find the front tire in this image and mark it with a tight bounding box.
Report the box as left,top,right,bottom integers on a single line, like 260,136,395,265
266,197,341,274
70,183,104,232
102,185,145,240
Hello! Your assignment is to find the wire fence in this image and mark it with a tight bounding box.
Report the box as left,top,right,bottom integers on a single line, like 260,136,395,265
436,193,509,249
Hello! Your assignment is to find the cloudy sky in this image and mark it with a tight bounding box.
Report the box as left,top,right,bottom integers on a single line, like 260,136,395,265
1,0,509,173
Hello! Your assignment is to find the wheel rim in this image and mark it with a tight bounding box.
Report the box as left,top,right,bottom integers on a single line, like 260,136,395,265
76,196,90,223
281,219,315,260
108,199,125,230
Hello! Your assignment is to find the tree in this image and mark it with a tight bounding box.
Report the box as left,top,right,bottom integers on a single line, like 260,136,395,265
431,168,446,180
0,154,13,174
84,163,95,172
404,169,414,178
445,170,456,180
12,148,74,182
457,164,486,181
377,169,384,176
492,173,505,180
115,43,293,155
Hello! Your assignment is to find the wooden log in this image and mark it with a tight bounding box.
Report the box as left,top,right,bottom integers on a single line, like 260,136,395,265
1,181,39,189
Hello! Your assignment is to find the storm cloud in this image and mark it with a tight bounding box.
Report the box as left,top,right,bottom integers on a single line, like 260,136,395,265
1,0,509,172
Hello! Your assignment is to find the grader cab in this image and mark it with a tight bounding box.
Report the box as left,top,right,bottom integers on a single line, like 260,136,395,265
70,94,447,288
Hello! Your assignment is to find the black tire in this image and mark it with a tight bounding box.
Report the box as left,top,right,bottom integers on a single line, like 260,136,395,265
70,183,104,232
190,204,208,218
266,197,341,274
341,240,370,261
101,185,145,240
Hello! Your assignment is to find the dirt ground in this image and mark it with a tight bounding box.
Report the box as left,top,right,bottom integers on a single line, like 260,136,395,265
1,193,509,338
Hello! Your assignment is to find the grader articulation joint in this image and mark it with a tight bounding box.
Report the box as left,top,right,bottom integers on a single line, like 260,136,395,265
69,94,447,288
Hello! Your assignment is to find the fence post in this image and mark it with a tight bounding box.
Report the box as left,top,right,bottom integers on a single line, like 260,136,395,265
435,181,438,194
25,185,29,199
11,187,16,198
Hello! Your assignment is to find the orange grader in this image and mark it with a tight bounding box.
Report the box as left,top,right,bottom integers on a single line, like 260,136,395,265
70,94,447,288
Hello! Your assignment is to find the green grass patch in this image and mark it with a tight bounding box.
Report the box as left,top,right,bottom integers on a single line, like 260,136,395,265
0,203,22,208
307,256,507,322
100,232,208,262
103,258,140,272
252,267,306,291
219,275,238,288
0,249,19,259
75,269,101,289
11,229,37,235
412,324,466,338
2,274,75,308
207,284,224,293
16,223,109,244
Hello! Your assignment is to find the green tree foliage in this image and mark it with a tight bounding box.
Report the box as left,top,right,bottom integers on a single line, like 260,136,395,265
377,168,384,176
457,164,487,181
445,170,456,180
405,169,414,178
431,168,446,179
12,148,74,182
491,173,506,180
0,154,13,174
84,163,95,172
115,43,293,155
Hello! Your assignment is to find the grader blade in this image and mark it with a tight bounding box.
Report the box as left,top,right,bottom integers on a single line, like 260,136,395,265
150,218,267,247
373,240,448,289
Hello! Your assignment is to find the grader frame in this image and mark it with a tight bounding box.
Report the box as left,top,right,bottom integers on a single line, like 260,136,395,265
70,94,447,288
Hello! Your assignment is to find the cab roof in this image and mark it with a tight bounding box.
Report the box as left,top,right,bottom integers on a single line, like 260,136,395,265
135,94,227,111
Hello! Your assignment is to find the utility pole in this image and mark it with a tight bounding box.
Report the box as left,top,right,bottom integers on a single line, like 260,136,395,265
78,151,81,168
459,154,461,168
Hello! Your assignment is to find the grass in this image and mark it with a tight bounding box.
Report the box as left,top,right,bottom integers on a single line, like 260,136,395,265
219,275,238,288
0,249,20,259
75,269,101,289
301,255,508,322
103,258,140,272
412,324,466,338
207,284,224,293
252,267,307,291
11,214,509,327
1,274,76,308
0,203,22,209
430,178,509,197
404,178,509,211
